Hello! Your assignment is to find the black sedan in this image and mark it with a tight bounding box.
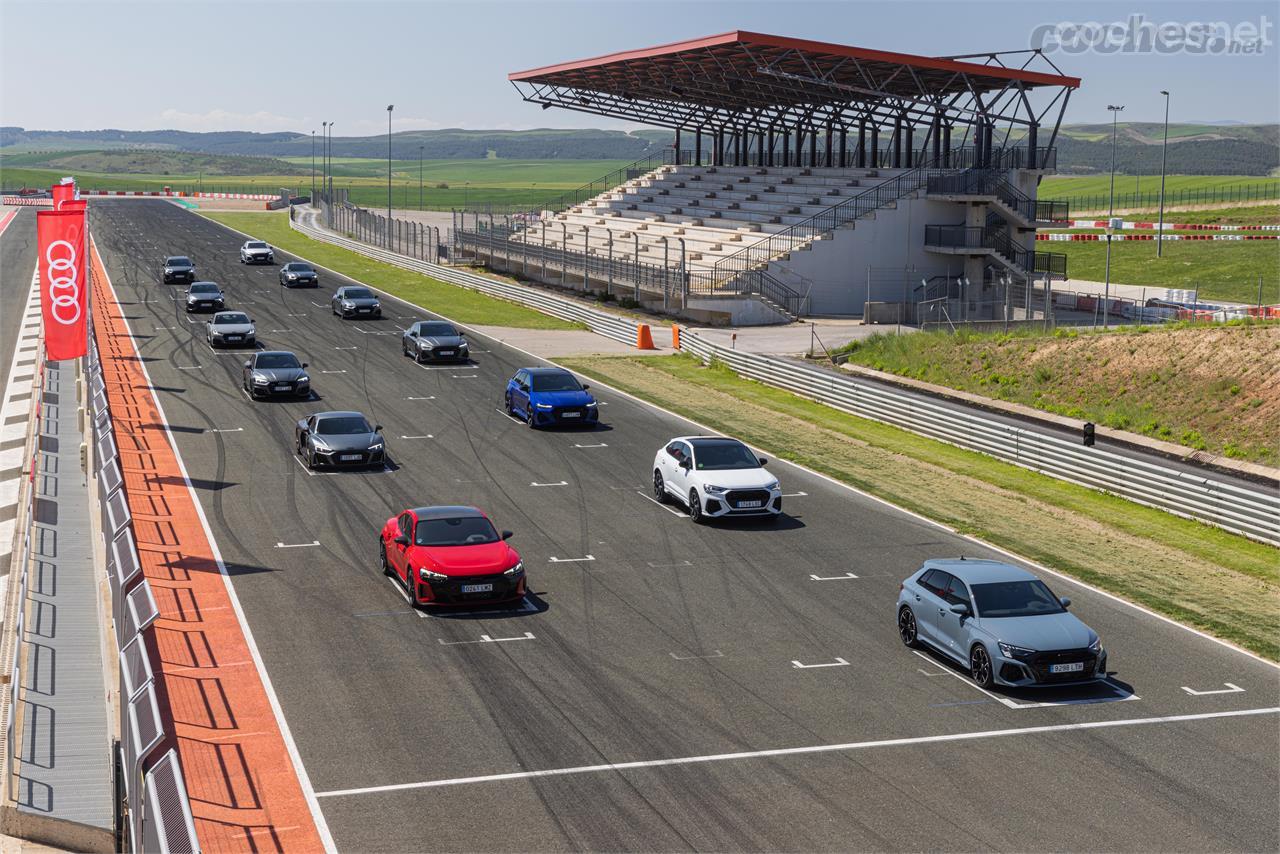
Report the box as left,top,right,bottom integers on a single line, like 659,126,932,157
279,262,319,288
242,351,311,399
295,411,386,470
162,255,195,284
401,320,469,363
331,286,382,319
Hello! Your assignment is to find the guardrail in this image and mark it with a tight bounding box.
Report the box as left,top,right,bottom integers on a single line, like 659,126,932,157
85,328,200,854
293,208,646,346
677,331,1280,545
291,205,1277,544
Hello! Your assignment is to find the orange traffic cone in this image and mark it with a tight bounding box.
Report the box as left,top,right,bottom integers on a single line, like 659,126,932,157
636,324,656,350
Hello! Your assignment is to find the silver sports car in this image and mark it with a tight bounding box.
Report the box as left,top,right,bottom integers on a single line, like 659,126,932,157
184,281,225,313
331,286,382,319
295,411,386,470
242,351,311,399
206,311,256,348
401,320,469,363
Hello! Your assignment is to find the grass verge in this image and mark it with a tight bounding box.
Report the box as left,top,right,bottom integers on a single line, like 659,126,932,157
1066,205,1280,227
557,353,1280,661
1052,237,1278,303
198,211,583,331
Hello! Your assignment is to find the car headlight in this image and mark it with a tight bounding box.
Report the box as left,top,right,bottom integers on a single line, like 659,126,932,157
297,374,310,384
764,480,780,491
535,403,553,410
342,301,353,308
997,641,1037,659
311,438,330,450
287,273,297,279
585,401,597,408
369,440,384,451
420,568,448,581
503,561,524,577
251,373,269,384
1088,637,1102,654
704,485,728,494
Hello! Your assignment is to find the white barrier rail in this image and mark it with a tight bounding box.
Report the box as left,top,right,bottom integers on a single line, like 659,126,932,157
288,207,1278,545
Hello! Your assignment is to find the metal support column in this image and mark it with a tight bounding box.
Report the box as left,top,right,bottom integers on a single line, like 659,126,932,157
782,131,790,167
932,114,942,165
767,130,774,166
943,124,952,166
674,128,681,163
893,116,902,168
870,124,879,168
809,127,817,167
857,122,866,168
904,124,914,167
825,122,833,168
1027,122,1038,170
695,129,702,165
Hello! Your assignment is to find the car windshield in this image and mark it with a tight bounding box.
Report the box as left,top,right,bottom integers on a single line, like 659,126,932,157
971,580,1066,618
419,322,458,336
247,242,268,249
255,353,300,369
214,313,249,325
190,284,219,293
691,440,759,470
316,415,371,435
343,288,374,300
415,516,499,547
167,257,190,266
531,372,581,392
287,263,312,272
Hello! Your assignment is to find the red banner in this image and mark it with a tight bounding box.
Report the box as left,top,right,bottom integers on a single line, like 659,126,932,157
50,181,78,210
36,208,89,360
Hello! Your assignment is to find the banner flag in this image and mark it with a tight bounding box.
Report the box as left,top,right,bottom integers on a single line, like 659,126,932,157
36,208,89,360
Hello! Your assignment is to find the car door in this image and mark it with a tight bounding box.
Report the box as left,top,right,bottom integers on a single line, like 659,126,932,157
912,569,950,649
657,442,682,495
668,441,694,496
510,371,530,416
389,512,414,581
331,288,342,310
300,415,317,452
935,574,974,658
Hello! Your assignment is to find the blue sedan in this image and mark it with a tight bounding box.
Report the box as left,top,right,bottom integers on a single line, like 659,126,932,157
504,367,599,428
897,558,1107,689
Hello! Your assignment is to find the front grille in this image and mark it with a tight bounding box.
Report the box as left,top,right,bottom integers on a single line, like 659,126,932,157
323,450,368,465
726,489,771,509
431,347,461,359
553,406,586,421
427,573,517,604
1028,648,1096,683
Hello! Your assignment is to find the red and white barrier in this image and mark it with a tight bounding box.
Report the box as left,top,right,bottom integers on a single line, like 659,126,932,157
2,196,54,206
76,189,278,200
1047,219,1280,231
1038,232,1279,241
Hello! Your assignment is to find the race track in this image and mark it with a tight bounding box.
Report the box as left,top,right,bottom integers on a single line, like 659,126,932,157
91,200,1279,853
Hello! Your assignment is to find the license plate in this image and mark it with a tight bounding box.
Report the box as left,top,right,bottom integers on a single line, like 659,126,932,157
737,499,763,508
358,308,370,313
437,350,454,356
226,335,241,341
273,383,290,391
461,583,493,594
561,411,581,419
1049,662,1085,673
339,454,361,461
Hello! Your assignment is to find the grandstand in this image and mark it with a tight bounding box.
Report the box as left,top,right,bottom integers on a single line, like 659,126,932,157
453,31,1078,325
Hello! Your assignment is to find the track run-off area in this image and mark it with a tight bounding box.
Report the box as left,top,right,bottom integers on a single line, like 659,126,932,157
90,200,1278,852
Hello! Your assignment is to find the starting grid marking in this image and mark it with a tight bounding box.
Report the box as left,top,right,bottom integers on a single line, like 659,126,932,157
438,631,537,646
911,650,1140,709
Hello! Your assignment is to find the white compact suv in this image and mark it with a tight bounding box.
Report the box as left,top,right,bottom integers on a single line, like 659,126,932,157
239,240,275,264
652,436,783,523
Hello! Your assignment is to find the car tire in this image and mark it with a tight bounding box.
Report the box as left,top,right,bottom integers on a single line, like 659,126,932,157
414,350,424,364
898,606,920,648
970,644,995,689
306,448,318,470
688,489,705,524
652,470,667,503
526,408,537,429
380,542,391,576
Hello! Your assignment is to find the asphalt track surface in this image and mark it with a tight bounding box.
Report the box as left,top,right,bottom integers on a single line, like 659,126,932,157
93,200,1279,852
0,207,37,390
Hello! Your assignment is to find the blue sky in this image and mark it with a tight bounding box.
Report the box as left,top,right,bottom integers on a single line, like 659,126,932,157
1,0,1276,136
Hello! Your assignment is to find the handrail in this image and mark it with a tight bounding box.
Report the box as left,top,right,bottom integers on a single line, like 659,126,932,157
927,169,1069,223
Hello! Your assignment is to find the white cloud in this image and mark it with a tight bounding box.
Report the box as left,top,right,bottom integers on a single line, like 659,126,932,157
153,108,311,133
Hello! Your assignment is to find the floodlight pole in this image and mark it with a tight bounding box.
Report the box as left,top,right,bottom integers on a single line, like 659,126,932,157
387,105,394,246
310,130,315,201
419,145,424,211
1157,91,1170,258
1104,105,1124,331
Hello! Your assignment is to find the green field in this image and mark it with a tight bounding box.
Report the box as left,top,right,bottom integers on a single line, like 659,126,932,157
197,210,583,330
1074,205,1280,226
1051,238,1278,303
1042,174,1279,210
2,157,633,210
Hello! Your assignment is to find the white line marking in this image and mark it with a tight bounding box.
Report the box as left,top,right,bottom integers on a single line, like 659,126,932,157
310,301,327,308
574,443,608,448
287,313,307,317
91,239,339,854
386,576,412,604
637,491,684,516
810,572,859,581
671,650,723,661
548,555,595,563
910,650,1138,708
792,658,850,669
269,328,292,333
648,560,693,568
451,374,478,379
783,491,808,498
312,707,1280,798
1181,683,1245,696
438,631,536,646
494,408,525,423
531,480,568,487
334,346,358,350
320,370,347,374
406,396,436,401
176,365,202,371
399,435,433,440
276,541,321,549
209,428,244,434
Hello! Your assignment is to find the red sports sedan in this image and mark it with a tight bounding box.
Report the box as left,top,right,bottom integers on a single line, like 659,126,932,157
380,505,526,606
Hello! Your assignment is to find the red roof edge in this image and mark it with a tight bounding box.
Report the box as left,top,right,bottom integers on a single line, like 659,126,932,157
508,29,1080,90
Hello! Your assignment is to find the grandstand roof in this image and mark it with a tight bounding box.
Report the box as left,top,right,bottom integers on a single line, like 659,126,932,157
510,31,1078,142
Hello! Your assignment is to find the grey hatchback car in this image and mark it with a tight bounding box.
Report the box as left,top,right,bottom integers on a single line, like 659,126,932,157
401,320,468,363
331,286,382,319
897,559,1107,689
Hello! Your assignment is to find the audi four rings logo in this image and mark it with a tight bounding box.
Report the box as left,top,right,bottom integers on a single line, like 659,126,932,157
45,238,82,325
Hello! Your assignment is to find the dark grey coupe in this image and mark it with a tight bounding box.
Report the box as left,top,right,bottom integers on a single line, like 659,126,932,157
401,320,469,363
279,261,319,287
162,255,195,284
184,281,225,313
331,286,382,319
295,411,386,470
205,311,256,348
242,351,311,399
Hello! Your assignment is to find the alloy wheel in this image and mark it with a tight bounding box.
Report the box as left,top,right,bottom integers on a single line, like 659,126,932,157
898,607,918,647
970,645,994,688
688,489,703,523
652,470,666,503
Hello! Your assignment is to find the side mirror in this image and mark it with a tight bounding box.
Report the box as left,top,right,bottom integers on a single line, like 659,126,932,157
393,534,409,546
374,424,383,432
1059,596,1071,609
581,384,590,391
949,602,970,616
302,362,309,368
758,457,768,466
409,330,417,338
500,530,513,540
680,459,692,471
242,361,251,369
